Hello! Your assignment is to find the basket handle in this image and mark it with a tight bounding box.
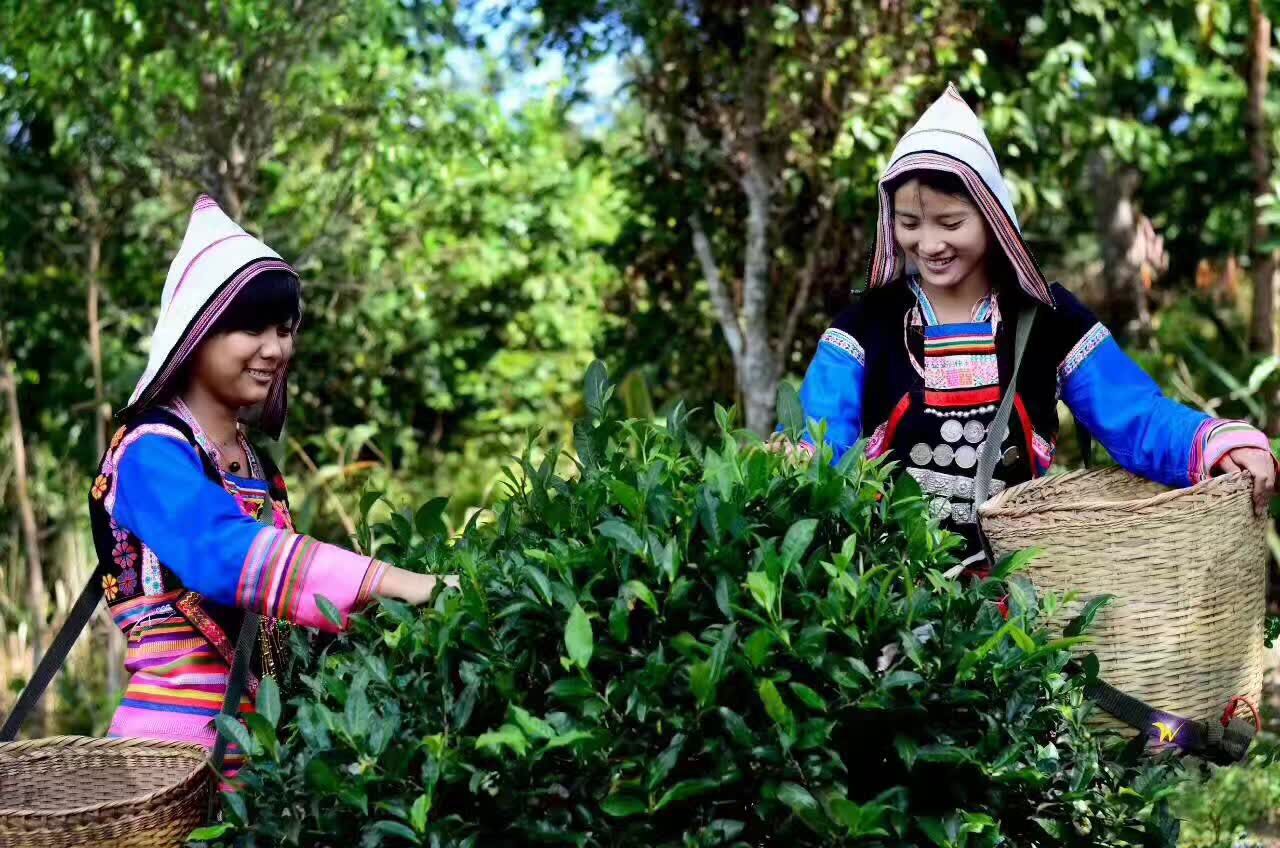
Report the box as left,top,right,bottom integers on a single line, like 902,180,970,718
974,304,1038,555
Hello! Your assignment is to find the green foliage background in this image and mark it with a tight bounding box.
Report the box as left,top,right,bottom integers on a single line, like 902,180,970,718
4,0,1280,841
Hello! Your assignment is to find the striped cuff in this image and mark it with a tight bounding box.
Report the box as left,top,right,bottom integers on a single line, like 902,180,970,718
1190,419,1277,483
236,528,383,632
1058,322,1111,383
819,328,866,366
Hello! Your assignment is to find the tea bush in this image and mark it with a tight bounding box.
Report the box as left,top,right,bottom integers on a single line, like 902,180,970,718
195,363,1183,847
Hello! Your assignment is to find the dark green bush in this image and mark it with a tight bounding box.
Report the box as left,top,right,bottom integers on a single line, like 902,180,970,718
195,363,1183,847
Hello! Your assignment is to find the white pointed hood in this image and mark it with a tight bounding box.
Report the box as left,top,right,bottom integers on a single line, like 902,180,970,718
868,83,1053,305
119,195,300,438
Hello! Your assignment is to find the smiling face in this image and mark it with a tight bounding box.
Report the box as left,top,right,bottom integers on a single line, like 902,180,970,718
188,323,294,410
891,178,991,292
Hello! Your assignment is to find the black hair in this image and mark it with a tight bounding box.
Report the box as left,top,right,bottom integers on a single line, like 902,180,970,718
207,268,301,335
883,168,973,208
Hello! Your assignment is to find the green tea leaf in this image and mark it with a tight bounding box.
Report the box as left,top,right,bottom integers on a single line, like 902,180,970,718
781,518,818,569
256,675,281,728
188,823,233,840
1065,594,1115,637
829,798,890,837
607,479,643,517
510,705,555,740
566,603,594,668
365,820,418,842
345,682,372,738
305,757,341,793
547,678,596,701
776,382,805,434
413,496,449,540
214,714,254,760
411,793,431,832
544,730,597,751
584,359,611,420
719,707,755,747
776,782,824,832
654,778,721,811
744,628,777,667
599,519,645,556
746,571,778,616
758,679,795,735
475,723,529,757
894,735,919,770
601,793,647,817
1009,624,1036,654
622,579,659,614
315,594,344,629
788,682,828,712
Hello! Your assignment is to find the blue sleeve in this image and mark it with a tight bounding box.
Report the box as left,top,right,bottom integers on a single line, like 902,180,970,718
797,327,866,463
1060,328,1207,488
113,435,264,607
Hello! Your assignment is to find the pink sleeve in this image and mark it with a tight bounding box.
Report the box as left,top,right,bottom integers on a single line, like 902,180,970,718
236,528,388,632
1191,419,1278,483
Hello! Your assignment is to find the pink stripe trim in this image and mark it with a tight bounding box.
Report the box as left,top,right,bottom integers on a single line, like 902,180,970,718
1191,419,1276,483
138,260,294,411
166,234,254,313
103,423,189,514
873,152,1052,305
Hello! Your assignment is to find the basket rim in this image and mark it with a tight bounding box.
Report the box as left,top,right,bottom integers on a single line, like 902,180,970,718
977,467,1253,519
0,735,211,819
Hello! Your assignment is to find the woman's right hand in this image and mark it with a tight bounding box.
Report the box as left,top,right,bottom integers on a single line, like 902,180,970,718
375,564,461,605
768,433,814,465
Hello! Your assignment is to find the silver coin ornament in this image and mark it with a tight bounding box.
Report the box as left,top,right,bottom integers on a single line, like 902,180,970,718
963,420,986,444
940,419,964,443
933,444,955,467
954,445,978,469
910,443,932,465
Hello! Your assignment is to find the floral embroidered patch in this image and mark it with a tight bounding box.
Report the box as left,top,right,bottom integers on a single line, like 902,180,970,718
119,566,138,596
112,539,138,570
102,573,120,601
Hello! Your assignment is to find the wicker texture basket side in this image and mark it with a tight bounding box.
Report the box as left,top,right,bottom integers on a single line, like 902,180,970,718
979,468,1267,732
0,736,212,848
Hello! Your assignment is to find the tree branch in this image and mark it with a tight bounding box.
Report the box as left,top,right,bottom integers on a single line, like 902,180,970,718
779,198,835,361
737,11,774,366
690,210,743,365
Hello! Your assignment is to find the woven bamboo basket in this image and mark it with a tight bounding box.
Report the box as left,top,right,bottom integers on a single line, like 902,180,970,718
0,736,212,847
978,467,1268,733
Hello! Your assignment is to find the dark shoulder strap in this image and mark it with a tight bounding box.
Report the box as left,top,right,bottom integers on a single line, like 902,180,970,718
0,564,105,741
1,409,249,742
974,305,1038,511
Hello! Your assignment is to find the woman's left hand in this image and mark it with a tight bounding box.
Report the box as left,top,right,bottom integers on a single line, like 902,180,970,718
1217,446,1277,516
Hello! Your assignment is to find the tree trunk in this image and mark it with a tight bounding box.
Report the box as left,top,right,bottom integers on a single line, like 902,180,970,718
82,205,108,459
1088,150,1149,340
1249,0,1279,360
1,354,48,736
737,7,779,437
